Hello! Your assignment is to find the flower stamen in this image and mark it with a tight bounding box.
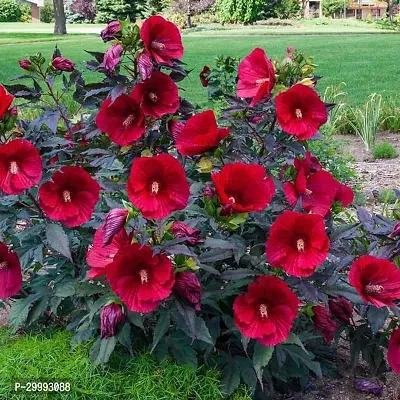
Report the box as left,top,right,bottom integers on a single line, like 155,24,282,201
256,78,270,86
151,182,159,194
295,109,303,119
62,190,72,203
9,161,19,175
228,196,236,204
365,284,384,294
151,41,166,51
139,269,149,284
123,114,136,128
296,239,305,252
0,261,8,270
148,92,158,103
259,303,269,318
304,189,312,195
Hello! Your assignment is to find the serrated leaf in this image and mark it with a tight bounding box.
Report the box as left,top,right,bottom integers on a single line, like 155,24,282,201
90,336,117,365
151,311,170,353
221,358,241,396
366,306,389,334
117,323,133,356
55,281,76,298
46,224,72,260
8,293,43,333
285,333,308,354
26,295,50,326
253,343,274,384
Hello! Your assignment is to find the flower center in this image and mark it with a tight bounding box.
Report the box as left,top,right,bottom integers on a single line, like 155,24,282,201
151,181,159,194
139,269,149,284
304,188,312,195
296,238,306,252
0,261,8,270
256,78,270,86
151,41,166,51
9,161,19,175
62,190,72,203
295,109,303,119
259,303,269,318
148,92,158,103
228,196,236,204
365,284,384,294
123,114,136,127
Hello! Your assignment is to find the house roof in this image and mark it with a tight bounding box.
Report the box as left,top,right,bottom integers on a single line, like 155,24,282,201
25,0,45,6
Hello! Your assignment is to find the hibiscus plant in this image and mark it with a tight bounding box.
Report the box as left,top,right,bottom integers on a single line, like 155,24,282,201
0,15,399,397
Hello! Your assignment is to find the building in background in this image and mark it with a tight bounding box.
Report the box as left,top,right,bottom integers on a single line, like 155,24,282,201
19,0,44,23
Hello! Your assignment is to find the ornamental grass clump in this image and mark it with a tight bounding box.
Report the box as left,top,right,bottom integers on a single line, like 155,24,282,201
0,16,399,397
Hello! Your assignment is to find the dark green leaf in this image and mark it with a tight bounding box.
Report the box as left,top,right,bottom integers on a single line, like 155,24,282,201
90,337,117,365
46,224,72,260
253,342,274,384
151,311,170,353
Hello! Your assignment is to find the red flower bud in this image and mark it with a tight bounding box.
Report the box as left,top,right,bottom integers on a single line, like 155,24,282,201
19,59,32,71
173,272,202,310
199,66,211,87
100,303,125,339
102,208,129,246
8,106,18,117
100,20,122,43
138,52,154,81
204,184,215,199
103,44,123,76
286,46,295,53
389,222,400,239
312,305,340,342
219,204,233,217
328,297,353,325
169,222,204,245
52,57,75,72
167,119,185,142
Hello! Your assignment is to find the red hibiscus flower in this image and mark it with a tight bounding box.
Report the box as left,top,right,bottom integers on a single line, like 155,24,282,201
283,167,337,217
96,91,145,146
52,57,75,72
138,52,154,80
106,243,175,313
237,48,276,107
0,242,22,299
132,71,179,119
0,85,14,120
100,303,125,339
266,211,329,277
140,16,184,66
200,66,211,87
175,110,230,156
168,119,185,141
349,255,400,308
173,271,202,310
312,305,340,342
388,328,400,374
103,43,123,75
212,163,275,214
86,225,130,279
127,154,190,220
0,139,42,195
294,151,322,175
275,84,327,140
233,276,299,346
333,181,354,207
38,166,101,228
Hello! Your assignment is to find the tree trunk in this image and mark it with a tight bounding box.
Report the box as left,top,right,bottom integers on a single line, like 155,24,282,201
53,0,67,35
186,0,192,28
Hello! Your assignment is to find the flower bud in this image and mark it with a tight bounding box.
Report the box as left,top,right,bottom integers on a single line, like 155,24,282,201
328,297,353,325
173,272,202,310
52,57,75,72
103,44,123,76
204,184,215,199
286,46,295,53
100,303,125,339
169,222,204,245
199,65,211,87
102,208,129,246
19,59,32,71
100,20,122,43
8,106,18,117
219,204,233,217
389,222,400,239
138,52,154,81
312,305,340,342
168,119,185,142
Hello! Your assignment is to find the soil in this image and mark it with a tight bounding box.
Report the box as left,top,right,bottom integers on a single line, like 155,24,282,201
335,133,400,201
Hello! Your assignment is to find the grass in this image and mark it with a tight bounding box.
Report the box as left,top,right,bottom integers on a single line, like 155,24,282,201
373,141,398,159
0,32,399,106
0,328,251,400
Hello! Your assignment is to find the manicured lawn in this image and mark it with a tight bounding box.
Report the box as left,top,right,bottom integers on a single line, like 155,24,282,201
0,33,399,105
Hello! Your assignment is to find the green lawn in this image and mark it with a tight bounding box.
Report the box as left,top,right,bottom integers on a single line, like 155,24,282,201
0,32,399,105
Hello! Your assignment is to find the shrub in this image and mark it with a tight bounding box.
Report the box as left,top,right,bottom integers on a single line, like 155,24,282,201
378,189,398,204
322,0,349,17
1,16,400,398
69,0,97,22
95,0,142,23
274,0,301,19
40,0,54,23
19,4,32,22
216,0,264,24
373,141,398,159
0,0,22,22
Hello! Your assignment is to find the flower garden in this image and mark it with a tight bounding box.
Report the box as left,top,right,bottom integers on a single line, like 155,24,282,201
0,15,399,399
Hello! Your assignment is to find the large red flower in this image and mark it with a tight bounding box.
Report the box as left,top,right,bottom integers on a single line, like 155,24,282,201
388,328,400,374
0,242,22,299
39,166,101,228
283,166,337,217
237,48,276,107
132,71,179,118
333,181,354,207
175,110,230,156
127,154,190,220
275,84,327,140
349,255,400,308
0,85,14,120
233,276,299,346
0,139,42,195
106,243,175,313
140,16,184,66
96,91,145,146
266,211,329,277
212,163,275,214
86,226,130,279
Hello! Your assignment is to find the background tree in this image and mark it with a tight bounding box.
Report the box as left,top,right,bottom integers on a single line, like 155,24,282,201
216,0,263,24
53,0,67,34
95,0,143,23
323,0,349,17
70,0,97,22
172,0,215,27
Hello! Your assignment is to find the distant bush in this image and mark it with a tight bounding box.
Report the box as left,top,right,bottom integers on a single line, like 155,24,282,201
19,4,32,22
40,0,54,23
216,0,264,24
95,0,141,23
323,0,349,17
274,0,301,19
373,141,398,159
69,0,97,23
0,0,22,22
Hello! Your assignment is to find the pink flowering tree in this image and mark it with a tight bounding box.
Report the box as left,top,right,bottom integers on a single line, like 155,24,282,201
0,16,399,397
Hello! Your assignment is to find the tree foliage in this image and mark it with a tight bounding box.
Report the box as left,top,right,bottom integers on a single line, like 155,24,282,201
322,0,349,17
95,0,143,23
0,0,22,22
216,0,264,24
